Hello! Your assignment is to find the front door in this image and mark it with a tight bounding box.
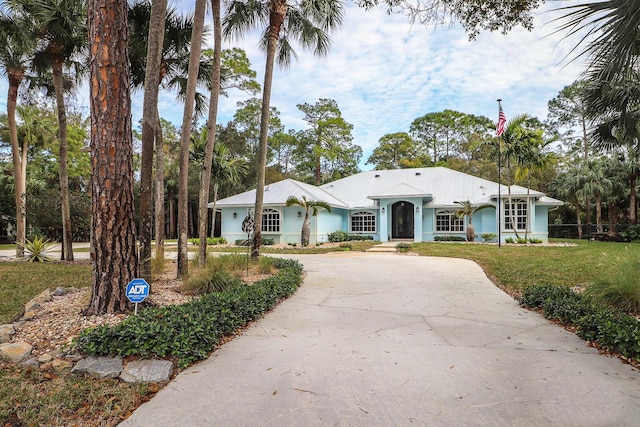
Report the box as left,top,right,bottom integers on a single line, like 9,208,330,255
392,201,414,239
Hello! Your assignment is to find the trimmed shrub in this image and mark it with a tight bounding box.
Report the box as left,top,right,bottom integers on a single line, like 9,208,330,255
235,238,274,246
434,235,466,242
327,231,374,243
481,233,496,242
76,258,304,368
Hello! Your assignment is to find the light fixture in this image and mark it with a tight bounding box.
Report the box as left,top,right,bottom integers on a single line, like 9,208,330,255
416,206,420,213
381,207,385,213
233,212,237,218
297,211,302,218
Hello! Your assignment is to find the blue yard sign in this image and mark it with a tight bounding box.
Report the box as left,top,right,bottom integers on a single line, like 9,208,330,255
126,278,150,304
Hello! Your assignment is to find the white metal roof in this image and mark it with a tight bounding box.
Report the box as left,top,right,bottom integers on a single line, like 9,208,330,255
210,178,348,208
213,167,563,209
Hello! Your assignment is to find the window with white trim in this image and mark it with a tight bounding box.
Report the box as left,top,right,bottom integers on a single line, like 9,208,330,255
504,199,527,231
351,211,376,233
261,208,280,232
435,210,464,232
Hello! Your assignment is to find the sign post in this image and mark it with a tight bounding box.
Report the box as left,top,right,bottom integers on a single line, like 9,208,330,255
126,278,150,315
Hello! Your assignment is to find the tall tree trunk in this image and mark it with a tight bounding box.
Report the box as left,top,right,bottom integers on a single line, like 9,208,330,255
581,118,591,237
52,57,74,261
168,193,176,238
154,109,166,261
177,0,206,277
575,201,583,239
139,0,167,282
252,0,287,258
630,172,637,224
198,0,222,267
595,192,603,233
86,0,138,315
7,73,25,257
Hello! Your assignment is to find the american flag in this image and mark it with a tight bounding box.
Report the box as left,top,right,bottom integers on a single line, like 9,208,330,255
496,103,506,137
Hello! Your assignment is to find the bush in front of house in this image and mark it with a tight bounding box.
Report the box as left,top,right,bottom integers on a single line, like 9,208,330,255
235,238,274,246
76,258,303,368
520,284,640,362
327,231,374,243
434,235,466,242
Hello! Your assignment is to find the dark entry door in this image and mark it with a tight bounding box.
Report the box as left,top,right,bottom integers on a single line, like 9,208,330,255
392,201,414,239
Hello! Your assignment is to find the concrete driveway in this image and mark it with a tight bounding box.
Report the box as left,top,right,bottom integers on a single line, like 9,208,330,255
120,253,640,426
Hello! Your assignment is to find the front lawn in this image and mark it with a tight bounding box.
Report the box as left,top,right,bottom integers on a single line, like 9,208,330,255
409,239,640,296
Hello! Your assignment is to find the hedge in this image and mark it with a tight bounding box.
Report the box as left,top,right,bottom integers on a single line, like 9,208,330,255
520,284,640,362
327,231,374,242
76,258,303,368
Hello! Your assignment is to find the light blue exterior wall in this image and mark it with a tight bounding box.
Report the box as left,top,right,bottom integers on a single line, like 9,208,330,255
219,198,553,244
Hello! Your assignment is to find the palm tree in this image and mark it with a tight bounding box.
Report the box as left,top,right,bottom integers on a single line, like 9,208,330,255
0,6,35,257
285,195,332,246
22,0,88,261
176,0,206,278
552,164,588,238
197,0,222,267
454,200,493,242
224,0,344,258
557,1,640,76
485,114,535,239
137,0,167,282
583,158,614,233
128,1,212,268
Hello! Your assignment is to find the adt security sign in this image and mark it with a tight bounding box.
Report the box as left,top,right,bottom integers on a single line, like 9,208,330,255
126,279,150,304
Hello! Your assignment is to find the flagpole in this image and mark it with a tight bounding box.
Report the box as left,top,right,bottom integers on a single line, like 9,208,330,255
497,99,503,248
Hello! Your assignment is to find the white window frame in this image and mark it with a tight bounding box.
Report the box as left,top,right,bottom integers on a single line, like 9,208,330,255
261,208,280,233
435,210,464,233
503,199,527,231
350,211,376,233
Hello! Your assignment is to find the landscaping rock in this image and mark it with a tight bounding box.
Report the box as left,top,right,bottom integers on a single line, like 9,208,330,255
52,358,73,371
32,289,52,304
0,341,33,363
38,353,54,364
72,356,123,378
21,310,38,321
24,300,40,313
0,324,15,343
120,359,173,383
53,287,68,296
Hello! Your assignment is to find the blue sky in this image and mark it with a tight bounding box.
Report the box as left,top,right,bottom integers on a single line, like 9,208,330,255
1,1,587,169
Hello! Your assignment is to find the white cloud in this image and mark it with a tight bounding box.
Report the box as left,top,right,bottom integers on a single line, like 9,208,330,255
1,1,587,169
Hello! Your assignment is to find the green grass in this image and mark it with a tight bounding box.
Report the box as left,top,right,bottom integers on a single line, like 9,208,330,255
0,262,91,324
409,240,640,296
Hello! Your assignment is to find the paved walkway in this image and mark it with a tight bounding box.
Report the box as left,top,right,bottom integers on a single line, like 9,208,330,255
120,253,640,426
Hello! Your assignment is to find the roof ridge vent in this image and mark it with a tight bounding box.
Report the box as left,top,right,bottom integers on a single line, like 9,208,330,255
415,172,421,176
374,174,380,178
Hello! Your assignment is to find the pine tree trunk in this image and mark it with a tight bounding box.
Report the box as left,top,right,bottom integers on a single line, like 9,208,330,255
139,0,167,281
86,0,138,315
198,0,222,267
177,0,206,277
52,57,74,261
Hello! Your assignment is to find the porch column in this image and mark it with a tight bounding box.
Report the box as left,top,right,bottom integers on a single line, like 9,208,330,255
414,204,423,242
379,203,389,242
